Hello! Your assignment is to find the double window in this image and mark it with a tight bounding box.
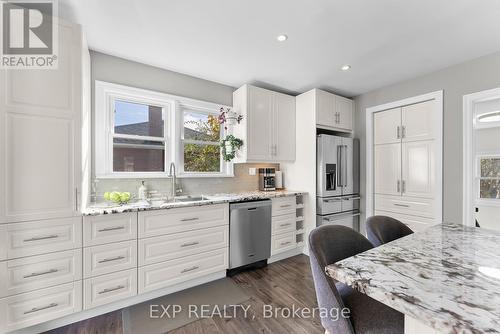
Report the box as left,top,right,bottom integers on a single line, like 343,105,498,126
478,157,500,200
95,81,232,178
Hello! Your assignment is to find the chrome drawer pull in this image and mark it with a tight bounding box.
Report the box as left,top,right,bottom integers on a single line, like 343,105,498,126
24,235,58,242
24,303,58,314
181,217,199,222
280,204,292,208
23,268,58,279
323,198,342,203
98,285,125,294
98,256,126,263
181,266,199,273
280,241,292,246
343,197,361,201
394,203,410,208
279,223,291,227
181,241,199,247
98,226,125,232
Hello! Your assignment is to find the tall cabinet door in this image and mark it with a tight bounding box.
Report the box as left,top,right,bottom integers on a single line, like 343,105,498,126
374,107,401,145
247,86,273,161
402,141,435,198
0,22,82,223
316,89,335,128
402,101,436,142
274,92,296,161
336,96,353,131
374,143,401,196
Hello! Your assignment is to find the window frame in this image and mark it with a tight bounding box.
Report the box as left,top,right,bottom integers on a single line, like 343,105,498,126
475,154,500,205
95,81,233,179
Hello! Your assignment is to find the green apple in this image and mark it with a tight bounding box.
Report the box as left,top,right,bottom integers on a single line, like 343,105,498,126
120,192,131,202
103,192,110,201
109,191,121,203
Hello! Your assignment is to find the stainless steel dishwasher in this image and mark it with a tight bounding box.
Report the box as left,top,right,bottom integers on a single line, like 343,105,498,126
229,200,271,272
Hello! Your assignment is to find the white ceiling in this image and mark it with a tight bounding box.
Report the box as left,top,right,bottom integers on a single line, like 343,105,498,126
60,0,500,97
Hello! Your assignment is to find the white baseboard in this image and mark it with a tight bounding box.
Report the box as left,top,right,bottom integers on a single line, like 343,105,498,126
9,271,226,334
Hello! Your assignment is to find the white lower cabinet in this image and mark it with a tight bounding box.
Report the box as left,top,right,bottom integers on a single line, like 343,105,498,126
271,213,296,235
84,269,137,310
83,212,137,247
374,194,435,219
270,196,300,256
83,240,137,278
374,210,436,232
0,281,82,333
139,248,228,293
271,232,296,255
0,249,82,298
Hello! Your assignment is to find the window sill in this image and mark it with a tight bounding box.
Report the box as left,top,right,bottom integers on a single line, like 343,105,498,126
96,172,234,179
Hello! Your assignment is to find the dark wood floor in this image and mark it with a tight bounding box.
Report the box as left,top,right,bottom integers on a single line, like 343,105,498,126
46,255,323,334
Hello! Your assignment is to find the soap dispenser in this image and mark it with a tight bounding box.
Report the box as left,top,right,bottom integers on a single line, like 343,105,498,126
138,181,148,201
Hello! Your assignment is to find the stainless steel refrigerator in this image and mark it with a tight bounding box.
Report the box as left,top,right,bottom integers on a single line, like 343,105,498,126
316,134,360,230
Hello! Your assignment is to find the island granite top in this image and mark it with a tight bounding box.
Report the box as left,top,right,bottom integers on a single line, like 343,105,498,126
326,223,500,334
82,190,305,216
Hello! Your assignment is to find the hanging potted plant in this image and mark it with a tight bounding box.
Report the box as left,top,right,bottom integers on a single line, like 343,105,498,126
220,135,243,161
218,107,243,129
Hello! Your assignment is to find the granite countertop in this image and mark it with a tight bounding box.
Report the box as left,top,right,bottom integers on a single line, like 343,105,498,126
82,190,305,216
326,223,500,334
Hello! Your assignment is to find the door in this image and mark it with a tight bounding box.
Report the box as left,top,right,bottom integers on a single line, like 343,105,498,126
317,135,343,197
247,86,273,161
374,143,401,196
402,101,436,142
336,96,353,131
274,92,295,161
341,138,356,195
402,141,435,198
374,107,401,145
316,89,335,128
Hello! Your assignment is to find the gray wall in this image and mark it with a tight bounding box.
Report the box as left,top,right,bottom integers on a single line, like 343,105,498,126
354,51,500,225
90,51,276,198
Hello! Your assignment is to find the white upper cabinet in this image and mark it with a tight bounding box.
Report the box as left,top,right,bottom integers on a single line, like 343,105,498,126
402,100,436,142
314,89,354,132
374,108,401,145
232,85,295,162
0,22,89,223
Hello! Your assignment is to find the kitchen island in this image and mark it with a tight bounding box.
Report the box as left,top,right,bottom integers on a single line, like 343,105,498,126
326,223,500,334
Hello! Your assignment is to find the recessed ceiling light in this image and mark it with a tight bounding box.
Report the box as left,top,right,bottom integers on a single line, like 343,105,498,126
341,65,351,71
277,34,288,42
478,111,500,123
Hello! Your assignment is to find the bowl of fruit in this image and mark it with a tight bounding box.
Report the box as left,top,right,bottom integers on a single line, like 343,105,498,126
103,191,132,206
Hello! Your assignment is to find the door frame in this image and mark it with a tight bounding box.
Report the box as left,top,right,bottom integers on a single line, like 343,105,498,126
463,87,500,226
365,91,443,224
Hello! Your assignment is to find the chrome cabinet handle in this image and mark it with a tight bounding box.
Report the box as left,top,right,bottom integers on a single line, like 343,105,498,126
181,241,199,247
181,217,199,222
23,268,58,279
280,204,292,208
402,126,406,138
280,241,292,246
394,203,410,208
279,223,291,227
397,126,401,139
98,256,125,263
98,226,125,232
397,180,401,193
24,235,58,242
98,285,125,294
24,303,58,314
402,180,406,194
181,266,199,273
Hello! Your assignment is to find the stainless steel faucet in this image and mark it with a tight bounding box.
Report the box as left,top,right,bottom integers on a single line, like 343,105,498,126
168,162,178,199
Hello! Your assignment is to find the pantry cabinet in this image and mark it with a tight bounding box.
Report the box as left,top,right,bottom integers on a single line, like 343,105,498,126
315,89,354,132
232,85,295,162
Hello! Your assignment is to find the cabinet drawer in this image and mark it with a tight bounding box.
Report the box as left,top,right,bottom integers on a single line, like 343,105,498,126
271,232,296,256
375,195,435,218
0,217,82,261
271,197,296,216
138,248,228,294
374,210,437,233
83,213,137,246
0,281,82,333
138,204,228,238
0,249,82,298
139,226,228,266
84,269,137,310
83,240,137,278
271,214,296,236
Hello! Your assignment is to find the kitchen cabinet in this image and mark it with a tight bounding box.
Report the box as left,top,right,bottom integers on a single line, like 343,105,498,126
374,143,401,196
402,100,436,142
402,141,435,198
232,85,295,162
0,20,89,223
374,107,401,145
314,89,354,132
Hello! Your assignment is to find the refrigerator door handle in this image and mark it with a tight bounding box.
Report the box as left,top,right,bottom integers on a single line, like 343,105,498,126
337,146,343,187
341,145,348,188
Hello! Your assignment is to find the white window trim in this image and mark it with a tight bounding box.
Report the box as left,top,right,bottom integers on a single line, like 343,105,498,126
95,81,233,178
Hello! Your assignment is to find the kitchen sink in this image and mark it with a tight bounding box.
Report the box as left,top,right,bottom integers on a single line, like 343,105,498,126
172,195,209,202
